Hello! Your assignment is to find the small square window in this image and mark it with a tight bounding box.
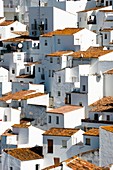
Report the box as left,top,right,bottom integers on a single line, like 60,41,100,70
57,39,60,44
62,140,67,148
82,85,86,91
56,116,59,124
86,138,90,145
104,34,107,39
48,115,51,123
10,27,14,31
45,40,47,46
57,58,60,64
50,57,53,63
58,91,61,96
27,67,29,72
12,69,15,74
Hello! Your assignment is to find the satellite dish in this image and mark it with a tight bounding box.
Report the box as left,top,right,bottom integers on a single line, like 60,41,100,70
17,43,23,49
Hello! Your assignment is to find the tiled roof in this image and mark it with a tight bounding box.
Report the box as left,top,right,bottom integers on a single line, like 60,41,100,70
91,105,113,112
12,124,30,128
83,128,99,136
24,62,41,66
16,74,35,78
41,28,83,37
101,28,113,32
90,96,113,106
104,68,113,74
87,46,104,51
65,156,105,170
47,105,82,114
101,125,113,133
12,31,29,36
78,6,107,13
43,156,105,170
70,50,113,59
46,51,73,57
20,92,45,100
4,147,43,161
43,128,79,137
0,90,35,101
99,10,113,12
0,20,14,26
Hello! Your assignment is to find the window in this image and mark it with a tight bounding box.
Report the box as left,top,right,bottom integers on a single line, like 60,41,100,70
17,54,21,60
48,115,51,123
106,1,108,6
107,115,110,121
45,18,48,30
57,39,61,44
56,116,59,124
85,138,90,145
57,58,60,64
49,70,51,77
110,0,112,5
62,140,67,148
50,57,53,63
52,70,54,77
82,85,86,91
54,158,60,165
4,115,7,122
58,76,61,83
79,102,82,106
45,40,47,46
94,114,98,121
38,67,40,72
58,91,61,96
47,139,53,153
104,33,107,39
88,160,92,163
27,67,29,72
10,167,13,170
12,69,15,74
80,17,81,22
10,27,14,31
36,164,39,170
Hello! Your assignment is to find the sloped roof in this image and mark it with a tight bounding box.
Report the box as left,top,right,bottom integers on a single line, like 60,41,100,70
83,128,99,136
41,28,84,37
42,156,105,170
0,20,14,26
47,105,82,114
43,128,79,137
12,124,30,128
78,6,107,13
70,50,113,59
101,125,113,133
4,147,43,161
104,68,113,74
46,50,73,57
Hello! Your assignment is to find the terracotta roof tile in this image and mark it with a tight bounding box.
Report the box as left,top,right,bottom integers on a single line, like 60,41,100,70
46,51,73,57
0,90,35,101
104,68,113,74
101,125,113,133
43,156,105,170
24,62,41,66
90,96,113,106
4,147,43,161
16,74,35,78
12,124,30,128
43,128,79,137
41,28,83,37
0,20,14,26
83,128,99,136
99,10,113,12
78,6,107,13
47,105,82,114
101,28,113,32
70,50,113,59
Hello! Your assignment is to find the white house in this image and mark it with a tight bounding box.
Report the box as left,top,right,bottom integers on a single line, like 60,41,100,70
82,96,113,129
0,107,20,135
47,105,85,129
99,125,113,167
0,20,27,40
42,155,103,170
2,146,43,170
1,124,45,151
43,127,84,168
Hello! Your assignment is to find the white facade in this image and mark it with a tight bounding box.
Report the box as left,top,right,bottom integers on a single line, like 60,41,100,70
47,106,85,129
0,107,20,135
0,0,4,17
103,72,113,96
99,126,113,167
43,129,84,168
0,20,27,40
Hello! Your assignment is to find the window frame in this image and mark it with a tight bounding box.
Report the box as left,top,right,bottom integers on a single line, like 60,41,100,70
62,140,67,148
85,138,90,145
